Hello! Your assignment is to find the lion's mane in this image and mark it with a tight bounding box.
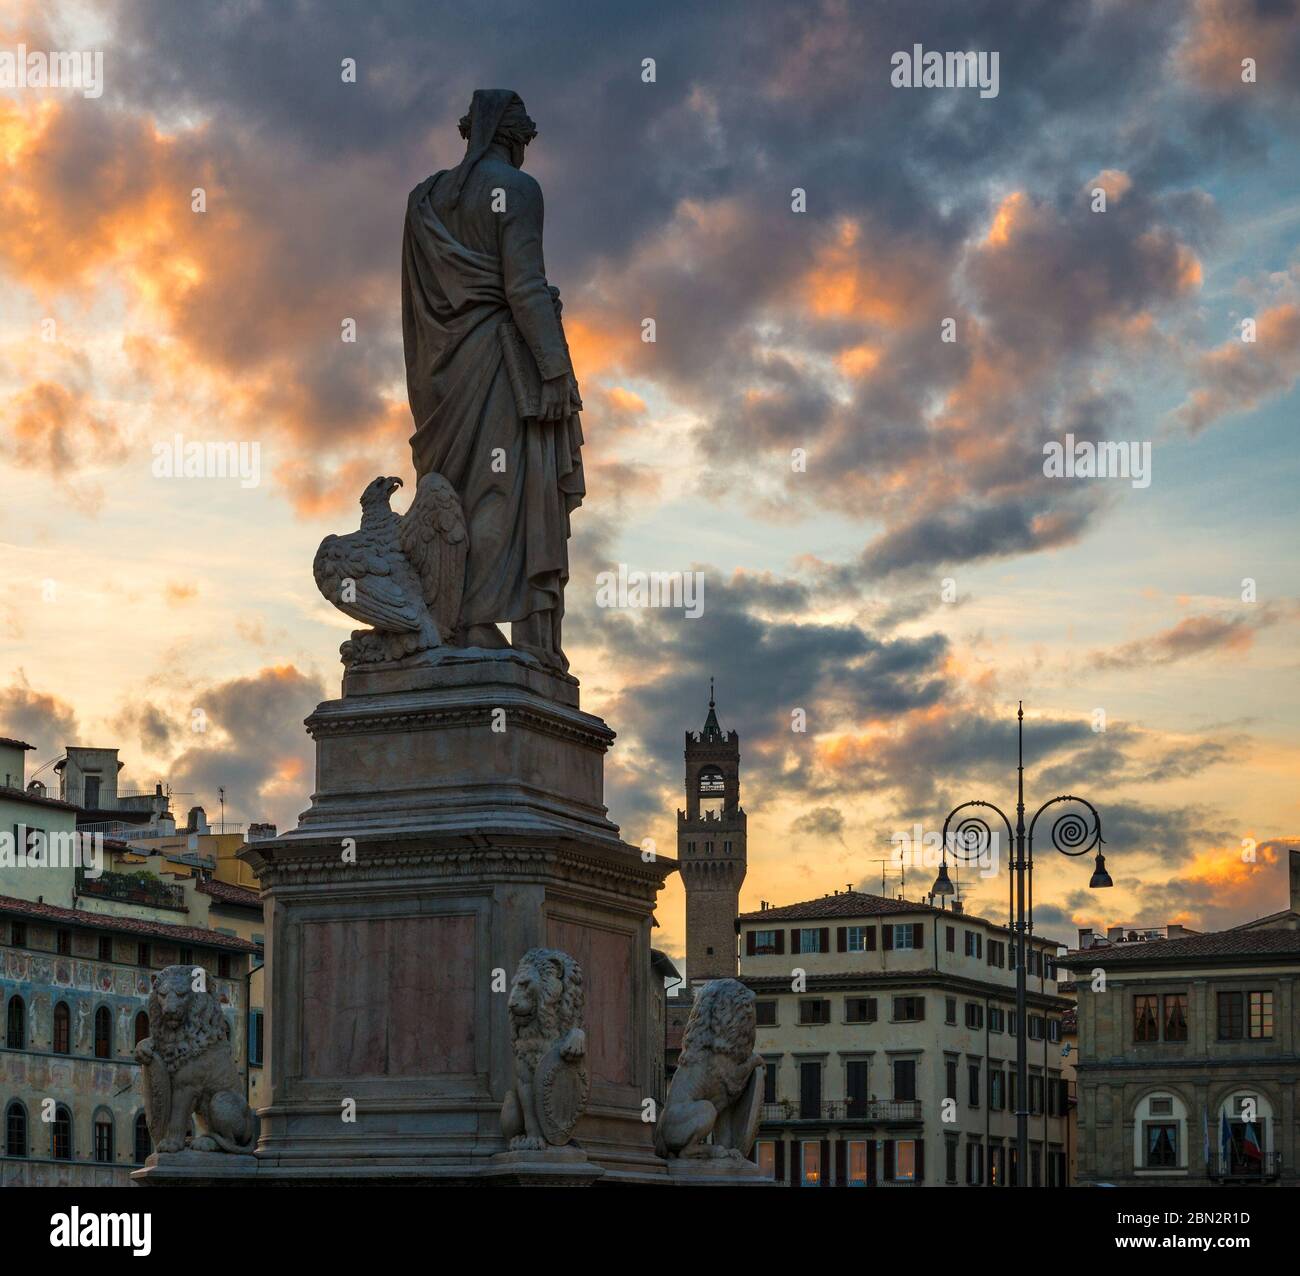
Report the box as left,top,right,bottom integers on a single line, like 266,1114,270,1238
148,965,230,1073
678,978,755,1067
510,948,584,1049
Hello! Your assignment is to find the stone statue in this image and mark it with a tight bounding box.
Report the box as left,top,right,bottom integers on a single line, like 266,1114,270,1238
500,948,589,1150
402,89,584,677
654,979,764,1160
313,472,468,667
134,966,256,1154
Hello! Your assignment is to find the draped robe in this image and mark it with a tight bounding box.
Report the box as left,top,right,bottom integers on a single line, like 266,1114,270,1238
401,157,584,637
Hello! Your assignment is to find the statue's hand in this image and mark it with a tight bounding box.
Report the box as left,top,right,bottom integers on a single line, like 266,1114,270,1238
538,374,572,422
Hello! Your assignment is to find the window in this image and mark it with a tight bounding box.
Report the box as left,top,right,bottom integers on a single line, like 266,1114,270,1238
1149,1095,1174,1116
137,942,151,967
93,1112,114,1163
988,939,1005,967
56,928,71,955
945,1137,959,1185
754,999,777,1026
135,1010,150,1046
5,1102,26,1157
964,931,982,958
249,1009,265,1066
179,945,194,965
1029,1074,1044,1116
762,1061,778,1104
98,935,113,961
892,1058,917,1101
1027,1014,1044,1040
1146,1123,1178,1168
5,994,25,1049
84,774,102,807
1048,1018,1061,1043
846,1140,869,1186
945,995,957,1024
798,998,830,1026
965,1003,984,1030
1217,992,1244,1040
53,1002,71,1054
989,1068,1005,1111
800,1140,821,1186
51,1105,72,1159
845,997,876,1024
1134,995,1159,1042
892,996,924,1022
944,1058,957,1101
843,926,871,952
989,1006,1005,1033
794,928,827,955
9,921,26,946
892,1139,917,1181
134,1113,152,1165
798,1061,822,1119
94,1005,112,1058
1162,994,1188,1042
750,929,780,955
845,1060,870,1116
755,1140,776,1179
218,952,233,978
966,1139,984,1185
1248,991,1274,1040
968,1062,981,1107
945,925,955,953
887,923,923,950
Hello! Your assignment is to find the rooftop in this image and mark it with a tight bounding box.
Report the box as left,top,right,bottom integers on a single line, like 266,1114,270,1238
197,877,262,909
1060,926,1300,967
0,737,35,751
0,893,261,953
738,889,1064,947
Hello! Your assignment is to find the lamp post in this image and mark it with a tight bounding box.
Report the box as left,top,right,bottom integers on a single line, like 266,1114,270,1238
931,702,1111,1187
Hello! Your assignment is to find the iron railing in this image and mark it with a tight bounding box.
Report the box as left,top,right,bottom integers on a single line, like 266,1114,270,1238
761,1100,922,1123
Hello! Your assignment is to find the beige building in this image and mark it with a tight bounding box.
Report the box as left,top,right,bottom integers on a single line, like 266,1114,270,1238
738,890,1072,1186
1058,850,1300,1187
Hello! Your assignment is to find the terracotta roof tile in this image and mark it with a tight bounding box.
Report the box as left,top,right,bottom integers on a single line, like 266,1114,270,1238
1060,927,1300,966
197,877,262,908
0,893,260,952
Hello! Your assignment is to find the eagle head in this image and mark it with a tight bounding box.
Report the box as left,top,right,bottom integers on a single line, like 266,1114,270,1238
360,475,403,509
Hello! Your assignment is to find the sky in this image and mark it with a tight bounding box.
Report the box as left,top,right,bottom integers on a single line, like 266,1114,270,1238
1,0,1298,966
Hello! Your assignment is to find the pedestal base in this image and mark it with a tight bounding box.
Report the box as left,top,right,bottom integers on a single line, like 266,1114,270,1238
664,1156,776,1187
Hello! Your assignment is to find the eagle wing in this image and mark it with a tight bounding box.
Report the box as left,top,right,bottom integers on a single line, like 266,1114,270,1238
397,471,468,641
313,528,425,634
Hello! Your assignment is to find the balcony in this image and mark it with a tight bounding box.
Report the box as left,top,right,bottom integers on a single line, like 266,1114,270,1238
1208,1152,1280,1183
75,867,187,912
761,1100,922,1125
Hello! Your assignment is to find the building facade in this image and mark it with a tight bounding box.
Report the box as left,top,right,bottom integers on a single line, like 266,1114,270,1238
678,688,746,983
738,891,1072,1186
1059,853,1300,1188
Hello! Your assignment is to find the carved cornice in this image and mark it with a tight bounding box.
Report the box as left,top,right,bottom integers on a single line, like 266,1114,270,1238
306,703,612,752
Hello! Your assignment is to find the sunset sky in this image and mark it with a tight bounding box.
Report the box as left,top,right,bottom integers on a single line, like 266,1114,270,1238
2,0,1298,965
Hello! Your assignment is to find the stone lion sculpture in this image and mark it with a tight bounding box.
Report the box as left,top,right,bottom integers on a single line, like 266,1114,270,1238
654,978,764,1159
500,948,589,1151
135,964,257,1155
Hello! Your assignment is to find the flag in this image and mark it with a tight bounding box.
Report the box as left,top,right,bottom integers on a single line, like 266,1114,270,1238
1242,1122,1263,1162
1220,1111,1231,1164
1203,1107,1210,1165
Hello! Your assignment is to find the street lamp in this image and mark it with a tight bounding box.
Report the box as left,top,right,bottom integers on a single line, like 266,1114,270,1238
931,702,1111,1188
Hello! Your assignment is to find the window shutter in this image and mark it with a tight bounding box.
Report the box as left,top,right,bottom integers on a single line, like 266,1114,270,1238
865,927,876,950
775,929,785,955
834,1139,846,1186
867,997,877,1021
912,922,924,947
916,997,925,1020
866,1141,876,1184
819,927,830,953
884,1140,895,1181
775,1139,786,1182
820,1138,831,1187
882,926,894,951
746,931,756,956
790,929,799,954
946,925,955,952
836,927,846,953
915,1139,925,1182
788,1142,798,1184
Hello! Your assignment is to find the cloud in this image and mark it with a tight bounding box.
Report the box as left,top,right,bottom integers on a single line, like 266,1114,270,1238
0,673,79,763
790,805,846,842
1091,604,1291,669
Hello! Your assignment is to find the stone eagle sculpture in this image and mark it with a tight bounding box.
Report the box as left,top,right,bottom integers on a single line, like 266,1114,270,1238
313,473,468,667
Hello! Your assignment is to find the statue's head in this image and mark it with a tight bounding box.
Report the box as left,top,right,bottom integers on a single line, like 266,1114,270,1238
458,90,536,170
360,475,403,508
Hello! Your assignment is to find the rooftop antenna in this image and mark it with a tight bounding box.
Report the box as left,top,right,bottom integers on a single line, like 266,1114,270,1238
218,786,225,834
709,675,715,707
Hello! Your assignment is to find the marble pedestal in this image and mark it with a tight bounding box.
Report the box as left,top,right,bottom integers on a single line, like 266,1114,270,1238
152,651,674,1186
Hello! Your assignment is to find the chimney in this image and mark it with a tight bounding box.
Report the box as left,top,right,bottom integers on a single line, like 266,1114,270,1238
1077,927,1093,949
247,821,277,842
951,898,964,915
1107,925,1124,943
186,805,208,834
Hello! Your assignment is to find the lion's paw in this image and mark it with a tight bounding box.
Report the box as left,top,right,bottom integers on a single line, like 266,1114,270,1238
509,1135,547,1152
190,1135,218,1152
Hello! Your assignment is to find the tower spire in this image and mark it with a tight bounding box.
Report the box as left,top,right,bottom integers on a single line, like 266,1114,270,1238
702,677,722,741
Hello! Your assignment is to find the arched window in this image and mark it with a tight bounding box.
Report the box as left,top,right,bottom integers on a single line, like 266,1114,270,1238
5,1101,26,1157
51,1105,72,1160
94,1005,112,1058
5,995,25,1049
133,1113,152,1165
1132,1091,1188,1172
53,1002,71,1054
93,1109,114,1163
134,1010,149,1046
